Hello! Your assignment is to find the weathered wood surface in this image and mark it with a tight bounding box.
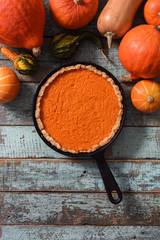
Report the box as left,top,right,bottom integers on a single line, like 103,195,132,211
0,0,159,237
0,159,159,192
0,126,159,159
0,226,159,240
0,192,160,225
0,82,159,127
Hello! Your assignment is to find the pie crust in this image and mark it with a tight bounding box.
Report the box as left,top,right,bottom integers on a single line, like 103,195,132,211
35,64,123,153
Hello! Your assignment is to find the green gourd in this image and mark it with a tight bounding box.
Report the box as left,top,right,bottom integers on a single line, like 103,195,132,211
1,47,37,75
49,32,108,60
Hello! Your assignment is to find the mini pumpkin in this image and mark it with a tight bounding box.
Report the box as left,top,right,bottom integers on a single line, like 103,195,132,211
49,0,99,30
144,0,160,25
0,67,20,104
131,80,160,113
1,47,36,75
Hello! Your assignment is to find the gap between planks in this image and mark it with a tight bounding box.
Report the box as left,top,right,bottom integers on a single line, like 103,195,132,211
0,224,158,227
0,224,159,227
0,158,160,163
0,190,159,194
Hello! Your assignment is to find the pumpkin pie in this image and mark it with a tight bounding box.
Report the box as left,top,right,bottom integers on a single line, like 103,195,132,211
35,64,123,153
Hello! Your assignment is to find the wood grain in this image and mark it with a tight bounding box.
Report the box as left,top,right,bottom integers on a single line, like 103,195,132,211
0,225,159,240
0,192,159,225
0,83,159,127
0,159,160,192
0,126,159,159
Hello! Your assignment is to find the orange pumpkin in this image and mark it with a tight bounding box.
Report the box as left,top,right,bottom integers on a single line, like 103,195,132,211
0,0,45,57
131,80,160,113
119,25,160,81
144,0,160,25
49,0,99,30
0,67,20,104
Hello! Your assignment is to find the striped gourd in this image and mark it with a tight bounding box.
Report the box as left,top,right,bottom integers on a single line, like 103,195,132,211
1,47,36,75
0,67,20,104
49,32,108,60
131,80,160,113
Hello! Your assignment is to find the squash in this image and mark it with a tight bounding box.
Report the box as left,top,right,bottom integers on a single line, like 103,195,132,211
0,0,45,57
131,80,160,113
144,0,160,25
97,0,143,48
1,47,37,75
49,32,108,60
0,67,20,104
49,0,99,30
119,25,160,81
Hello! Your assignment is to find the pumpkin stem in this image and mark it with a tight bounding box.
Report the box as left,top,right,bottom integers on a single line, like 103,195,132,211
157,25,160,30
119,74,133,82
32,47,41,57
1,47,18,62
74,0,81,4
147,96,154,103
104,32,115,49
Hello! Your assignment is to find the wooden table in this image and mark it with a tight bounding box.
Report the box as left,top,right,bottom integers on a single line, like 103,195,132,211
0,0,160,239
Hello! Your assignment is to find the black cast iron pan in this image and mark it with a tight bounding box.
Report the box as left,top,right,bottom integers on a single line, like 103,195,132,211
33,62,126,204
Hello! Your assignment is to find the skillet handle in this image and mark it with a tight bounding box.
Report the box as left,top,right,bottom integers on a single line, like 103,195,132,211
94,153,122,204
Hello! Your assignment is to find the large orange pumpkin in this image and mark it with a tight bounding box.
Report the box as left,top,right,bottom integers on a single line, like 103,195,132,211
144,0,160,25
49,0,99,30
0,67,20,104
119,25,160,81
131,80,160,113
0,0,45,56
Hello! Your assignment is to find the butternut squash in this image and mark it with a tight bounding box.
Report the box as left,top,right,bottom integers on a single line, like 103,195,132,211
97,0,144,48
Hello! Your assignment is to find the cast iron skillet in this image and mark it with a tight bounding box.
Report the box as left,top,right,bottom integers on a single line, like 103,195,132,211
33,62,126,204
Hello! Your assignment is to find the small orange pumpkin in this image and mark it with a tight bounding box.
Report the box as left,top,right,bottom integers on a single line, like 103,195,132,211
144,0,160,25
0,67,20,104
49,0,99,30
131,80,160,113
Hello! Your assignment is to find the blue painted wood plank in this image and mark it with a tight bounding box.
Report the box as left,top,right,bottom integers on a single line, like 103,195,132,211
0,126,159,159
0,192,160,225
0,226,160,240
0,159,159,192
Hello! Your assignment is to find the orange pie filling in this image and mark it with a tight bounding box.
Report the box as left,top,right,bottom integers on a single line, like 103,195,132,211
35,65,123,153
